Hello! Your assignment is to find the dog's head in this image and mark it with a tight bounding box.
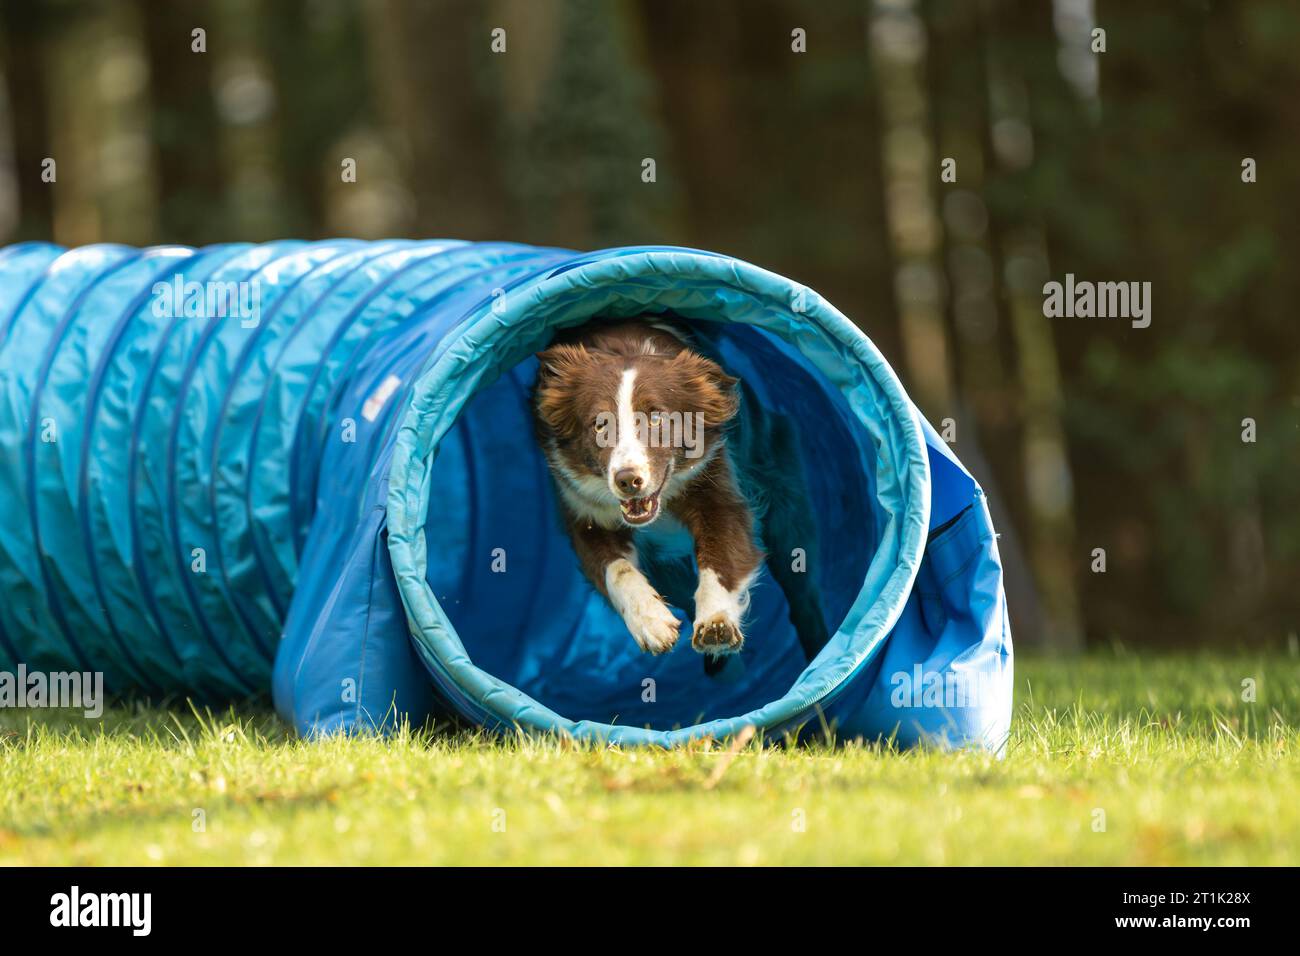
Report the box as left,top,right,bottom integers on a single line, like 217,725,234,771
534,341,739,526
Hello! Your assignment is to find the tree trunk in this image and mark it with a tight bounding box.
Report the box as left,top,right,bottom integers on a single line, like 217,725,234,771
135,0,227,244
0,1,56,241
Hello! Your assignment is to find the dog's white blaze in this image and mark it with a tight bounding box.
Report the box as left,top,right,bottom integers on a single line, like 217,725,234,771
606,557,678,653
608,367,649,491
694,567,751,629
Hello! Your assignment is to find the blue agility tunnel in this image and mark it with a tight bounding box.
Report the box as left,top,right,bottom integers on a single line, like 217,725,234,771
0,240,1011,750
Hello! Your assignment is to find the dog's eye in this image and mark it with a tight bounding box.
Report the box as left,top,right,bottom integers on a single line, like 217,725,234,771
649,411,664,426
593,418,608,433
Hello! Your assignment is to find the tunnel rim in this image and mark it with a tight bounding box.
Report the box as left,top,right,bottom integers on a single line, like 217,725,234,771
386,247,932,744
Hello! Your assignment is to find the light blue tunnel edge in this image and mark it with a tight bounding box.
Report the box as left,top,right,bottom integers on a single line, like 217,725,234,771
386,248,933,745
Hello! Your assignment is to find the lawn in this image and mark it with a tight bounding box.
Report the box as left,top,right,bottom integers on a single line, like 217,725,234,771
1,653,1296,866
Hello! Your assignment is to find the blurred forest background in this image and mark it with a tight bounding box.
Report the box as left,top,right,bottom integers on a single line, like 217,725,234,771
0,0,1295,652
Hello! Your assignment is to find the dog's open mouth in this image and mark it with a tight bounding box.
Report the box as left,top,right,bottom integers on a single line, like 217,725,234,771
619,492,660,526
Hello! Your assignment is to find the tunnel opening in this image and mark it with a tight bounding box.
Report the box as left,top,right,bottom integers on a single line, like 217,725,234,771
386,250,930,743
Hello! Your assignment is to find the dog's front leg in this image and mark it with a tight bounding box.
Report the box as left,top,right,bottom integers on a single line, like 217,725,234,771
564,518,680,655
675,468,763,656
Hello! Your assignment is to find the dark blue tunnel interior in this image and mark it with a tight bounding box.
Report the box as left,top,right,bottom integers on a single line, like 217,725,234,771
424,319,880,729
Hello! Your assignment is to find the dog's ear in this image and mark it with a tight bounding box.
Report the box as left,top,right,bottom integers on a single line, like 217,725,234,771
535,342,590,381
673,351,740,426
534,343,591,435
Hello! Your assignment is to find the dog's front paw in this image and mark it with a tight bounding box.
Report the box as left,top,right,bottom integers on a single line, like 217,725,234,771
692,612,744,655
625,596,681,655
606,558,680,654
607,558,681,655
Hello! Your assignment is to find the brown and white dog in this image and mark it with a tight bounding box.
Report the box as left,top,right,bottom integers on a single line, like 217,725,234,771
533,318,828,667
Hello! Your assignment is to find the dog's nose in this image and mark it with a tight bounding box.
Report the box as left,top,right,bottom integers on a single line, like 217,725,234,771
614,468,644,495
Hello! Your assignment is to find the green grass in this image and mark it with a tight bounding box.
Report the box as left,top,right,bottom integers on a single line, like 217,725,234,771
2,652,1297,865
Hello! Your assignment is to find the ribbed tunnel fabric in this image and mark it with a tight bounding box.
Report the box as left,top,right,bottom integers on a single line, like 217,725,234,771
0,240,1012,751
